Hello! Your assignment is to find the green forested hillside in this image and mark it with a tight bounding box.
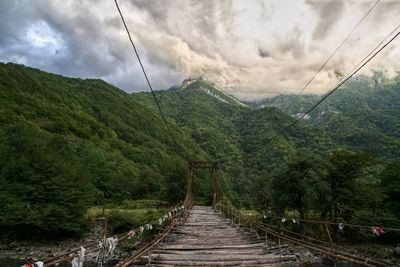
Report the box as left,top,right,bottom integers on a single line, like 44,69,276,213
1,63,399,241
0,63,208,238
133,79,333,205
133,77,400,234
256,72,400,159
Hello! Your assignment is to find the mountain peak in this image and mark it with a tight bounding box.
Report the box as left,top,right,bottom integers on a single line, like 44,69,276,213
180,78,248,107
181,78,199,88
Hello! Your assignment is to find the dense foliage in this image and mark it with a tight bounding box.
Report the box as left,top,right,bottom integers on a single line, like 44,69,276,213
134,76,400,238
256,71,400,159
134,79,333,205
0,63,207,239
1,63,399,241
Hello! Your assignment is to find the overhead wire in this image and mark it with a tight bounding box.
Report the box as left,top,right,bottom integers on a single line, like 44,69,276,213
260,212,400,232
220,199,354,263
269,22,400,141
296,0,381,96
42,206,181,266
114,0,399,237
217,197,396,266
231,205,395,267
114,0,178,147
222,199,345,249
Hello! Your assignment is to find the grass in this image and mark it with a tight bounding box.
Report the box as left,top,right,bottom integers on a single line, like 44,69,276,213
86,207,157,220
86,200,169,233
241,210,259,217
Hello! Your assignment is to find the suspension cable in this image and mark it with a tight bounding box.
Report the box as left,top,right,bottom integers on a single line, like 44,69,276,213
114,0,178,147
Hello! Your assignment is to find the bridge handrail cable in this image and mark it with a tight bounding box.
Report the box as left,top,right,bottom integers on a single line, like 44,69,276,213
218,194,396,267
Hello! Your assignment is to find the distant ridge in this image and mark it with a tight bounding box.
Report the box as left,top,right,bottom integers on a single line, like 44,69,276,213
180,78,248,107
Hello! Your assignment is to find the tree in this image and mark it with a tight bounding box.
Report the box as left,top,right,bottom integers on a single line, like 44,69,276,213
325,149,373,220
270,150,325,217
0,123,96,239
161,160,187,203
380,162,400,222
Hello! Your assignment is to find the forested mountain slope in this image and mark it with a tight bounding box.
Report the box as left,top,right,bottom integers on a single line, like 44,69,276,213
0,63,208,238
1,63,399,240
256,73,400,159
133,77,400,230
133,79,333,204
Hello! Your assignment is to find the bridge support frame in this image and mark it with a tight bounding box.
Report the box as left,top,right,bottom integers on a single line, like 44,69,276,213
186,160,220,206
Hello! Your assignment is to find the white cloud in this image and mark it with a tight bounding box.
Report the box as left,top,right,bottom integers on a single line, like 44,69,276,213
1,0,400,100
26,21,60,48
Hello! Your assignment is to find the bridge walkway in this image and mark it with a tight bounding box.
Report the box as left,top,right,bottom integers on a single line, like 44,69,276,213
147,206,297,266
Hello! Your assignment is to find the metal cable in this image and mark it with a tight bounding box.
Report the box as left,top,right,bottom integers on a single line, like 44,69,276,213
114,0,178,147
296,0,381,96
269,22,400,141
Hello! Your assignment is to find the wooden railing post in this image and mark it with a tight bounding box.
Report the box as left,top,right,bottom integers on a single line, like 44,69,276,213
265,230,268,245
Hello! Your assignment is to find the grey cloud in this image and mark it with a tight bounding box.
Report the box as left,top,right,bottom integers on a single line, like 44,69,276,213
0,1,37,45
0,0,399,101
258,0,272,21
307,0,345,40
128,0,170,26
278,27,305,59
258,48,270,58
334,69,344,79
29,1,131,78
369,1,400,23
190,0,218,39
0,0,154,91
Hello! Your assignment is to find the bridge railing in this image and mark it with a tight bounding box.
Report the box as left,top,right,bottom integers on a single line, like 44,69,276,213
24,159,201,267
114,197,193,267
22,203,189,267
215,195,396,267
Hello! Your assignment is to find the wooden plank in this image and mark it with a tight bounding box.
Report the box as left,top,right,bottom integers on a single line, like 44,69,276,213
149,254,296,261
147,206,298,266
151,249,266,255
159,243,266,250
151,258,295,266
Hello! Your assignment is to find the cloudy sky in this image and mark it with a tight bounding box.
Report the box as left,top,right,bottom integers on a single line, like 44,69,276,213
1,0,400,100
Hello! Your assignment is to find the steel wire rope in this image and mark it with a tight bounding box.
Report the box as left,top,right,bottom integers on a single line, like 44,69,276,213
269,22,400,141
296,0,381,97
114,0,179,149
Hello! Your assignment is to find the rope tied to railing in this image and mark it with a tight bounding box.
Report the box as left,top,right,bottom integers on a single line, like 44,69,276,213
22,205,187,267
216,194,397,267
115,199,193,267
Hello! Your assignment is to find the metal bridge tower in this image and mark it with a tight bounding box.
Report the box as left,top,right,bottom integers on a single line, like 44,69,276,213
186,160,220,206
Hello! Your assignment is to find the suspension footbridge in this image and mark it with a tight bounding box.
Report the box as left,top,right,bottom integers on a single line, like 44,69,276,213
22,160,398,267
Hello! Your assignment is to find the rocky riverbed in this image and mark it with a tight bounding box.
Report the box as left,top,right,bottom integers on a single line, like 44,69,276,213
0,242,320,267
2,240,397,267
0,238,127,267
0,242,353,267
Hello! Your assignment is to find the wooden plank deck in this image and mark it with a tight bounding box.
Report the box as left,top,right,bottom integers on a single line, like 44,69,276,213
148,206,298,266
